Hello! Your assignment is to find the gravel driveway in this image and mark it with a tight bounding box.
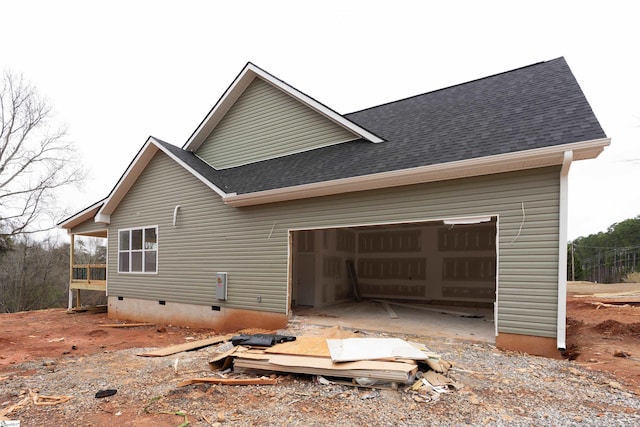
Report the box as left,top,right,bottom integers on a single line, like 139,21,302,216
2,321,639,426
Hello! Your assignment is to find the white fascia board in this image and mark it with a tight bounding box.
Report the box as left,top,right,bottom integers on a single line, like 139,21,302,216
223,138,610,207
96,139,159,220
96,138,232,221
183,63,382,152
151,138,229,198
95,213,111,224
57,200,104,229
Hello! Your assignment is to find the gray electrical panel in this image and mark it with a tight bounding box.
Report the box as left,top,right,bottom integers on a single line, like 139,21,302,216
215,272,227,300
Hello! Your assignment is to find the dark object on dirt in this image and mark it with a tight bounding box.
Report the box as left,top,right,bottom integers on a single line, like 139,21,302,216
231,334,296,347
95,389,117,398
566,317,584,328
561,343,580,361
613,350,631,358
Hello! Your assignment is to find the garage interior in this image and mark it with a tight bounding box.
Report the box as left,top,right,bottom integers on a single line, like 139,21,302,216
290,217,497,342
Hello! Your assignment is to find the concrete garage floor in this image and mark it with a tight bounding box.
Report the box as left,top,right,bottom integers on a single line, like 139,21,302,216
292,300,495,343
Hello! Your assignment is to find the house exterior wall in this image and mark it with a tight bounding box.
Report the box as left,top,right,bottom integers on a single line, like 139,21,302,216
195,78,357,169
70,218,108,235
106,150,561,339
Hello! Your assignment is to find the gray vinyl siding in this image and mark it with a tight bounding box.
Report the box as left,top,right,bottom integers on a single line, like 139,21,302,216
196,78,357,169
70,218,108,235
107,151,561,338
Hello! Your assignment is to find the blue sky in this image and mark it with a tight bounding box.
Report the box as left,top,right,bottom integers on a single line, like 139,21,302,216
1,1,638,239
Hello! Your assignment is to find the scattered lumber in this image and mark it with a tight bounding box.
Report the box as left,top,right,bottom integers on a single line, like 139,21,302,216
29,389,73,406
100,323,155,328
138,335,232,357
68,305,107,313
172,331,451,390
209,346,239,371
263,326,362,358
0,396,30,419
380,301,399,319
234,355,417,383
232,336,447,384
177,377,277,387
264,336,332,358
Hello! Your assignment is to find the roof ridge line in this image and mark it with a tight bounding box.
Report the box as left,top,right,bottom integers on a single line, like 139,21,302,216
345,57,562,116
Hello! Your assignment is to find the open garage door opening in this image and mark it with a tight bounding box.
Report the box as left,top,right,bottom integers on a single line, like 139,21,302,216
289,217,498,340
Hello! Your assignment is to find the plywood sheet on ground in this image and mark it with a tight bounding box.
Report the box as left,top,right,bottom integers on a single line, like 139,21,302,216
264,337,331,357
267,354,416,373
234,355,416,383
264,326,362,357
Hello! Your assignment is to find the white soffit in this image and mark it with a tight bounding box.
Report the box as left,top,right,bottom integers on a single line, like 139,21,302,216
223,138,610,207
183,63,383,152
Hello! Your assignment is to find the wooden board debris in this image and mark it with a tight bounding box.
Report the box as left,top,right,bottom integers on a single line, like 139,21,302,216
177,377,277,387
208,346,239,371
264,336,331,357
372,299,482,317
100,323,155,328
234,356,416,383
138,335,232,357
380,301,399,319
268,354,417,373
0,396,30,419
264,326,362,357
68,305,107,313
29,389,73,406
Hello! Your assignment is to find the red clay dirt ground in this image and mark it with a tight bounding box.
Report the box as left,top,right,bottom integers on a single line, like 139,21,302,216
1,282,639,391
0,308,213,370
564,281,640,393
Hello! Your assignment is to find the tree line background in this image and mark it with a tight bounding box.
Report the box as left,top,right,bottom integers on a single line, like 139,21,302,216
568,215,640,283
0,236,106,313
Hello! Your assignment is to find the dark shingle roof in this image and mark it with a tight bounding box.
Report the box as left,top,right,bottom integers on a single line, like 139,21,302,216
154,139,231,192
179,58,607,195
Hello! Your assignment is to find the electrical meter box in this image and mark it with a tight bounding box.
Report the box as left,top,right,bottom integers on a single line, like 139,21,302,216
215,272,227,300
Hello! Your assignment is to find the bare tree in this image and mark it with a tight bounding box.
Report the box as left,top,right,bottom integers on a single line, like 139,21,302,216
0,235,69,312
0,70,84,250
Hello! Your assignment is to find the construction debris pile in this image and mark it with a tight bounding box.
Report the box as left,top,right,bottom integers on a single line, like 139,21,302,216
140,327,462,403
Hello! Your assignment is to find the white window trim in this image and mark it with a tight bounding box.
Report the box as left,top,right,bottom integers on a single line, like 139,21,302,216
117,225,159,274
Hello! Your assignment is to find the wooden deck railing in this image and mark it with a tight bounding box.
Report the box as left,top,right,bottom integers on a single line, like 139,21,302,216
70,264,107,291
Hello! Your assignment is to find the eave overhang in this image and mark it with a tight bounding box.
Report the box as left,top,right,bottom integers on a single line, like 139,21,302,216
223,137,610,207
57,199,105,230
183,63,383,152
